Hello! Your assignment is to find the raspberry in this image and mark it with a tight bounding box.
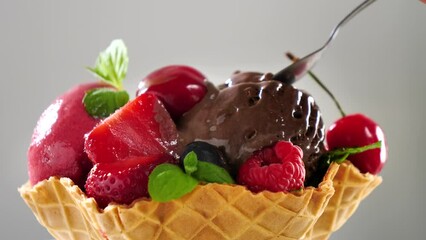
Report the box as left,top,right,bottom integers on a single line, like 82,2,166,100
237,141,305,192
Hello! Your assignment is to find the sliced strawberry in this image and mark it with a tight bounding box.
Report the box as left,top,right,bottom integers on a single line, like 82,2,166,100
84,93,178,164
237,141,305,193
85,154,173,208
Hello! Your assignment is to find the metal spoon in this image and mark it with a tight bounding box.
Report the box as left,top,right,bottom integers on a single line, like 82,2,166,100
273,0,377,84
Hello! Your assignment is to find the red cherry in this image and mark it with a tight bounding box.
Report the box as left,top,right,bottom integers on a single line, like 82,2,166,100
326,113,387,175
136,65,207,119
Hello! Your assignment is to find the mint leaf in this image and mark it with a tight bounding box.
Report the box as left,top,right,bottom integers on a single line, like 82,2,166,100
148,164,198,202
148,152,235,202
306,141,382,187
193,161,235,184
88,39,128,90
83,88,129,118
183,151,198,175
183,152,234,184
325,141,382,164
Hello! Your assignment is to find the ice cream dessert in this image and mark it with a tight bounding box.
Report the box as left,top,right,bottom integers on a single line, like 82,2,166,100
27,82,110,189
19,40,387,240
177,71,326,185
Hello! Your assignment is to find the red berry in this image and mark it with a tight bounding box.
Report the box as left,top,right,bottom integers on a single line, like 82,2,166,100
85,93,178,164
237,141,305,193
136,65,207,119
326,113,387,175
85,154,173,208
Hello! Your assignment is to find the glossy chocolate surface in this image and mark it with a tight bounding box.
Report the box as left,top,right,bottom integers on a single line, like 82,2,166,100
178,72,326,183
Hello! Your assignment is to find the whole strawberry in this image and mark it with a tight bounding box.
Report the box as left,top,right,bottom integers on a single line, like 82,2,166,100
237,141,305,193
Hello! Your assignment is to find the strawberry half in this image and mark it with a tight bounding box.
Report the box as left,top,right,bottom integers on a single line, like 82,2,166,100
237,141,305,193
84,93,178,207
84,93,178,164
85,154,173,208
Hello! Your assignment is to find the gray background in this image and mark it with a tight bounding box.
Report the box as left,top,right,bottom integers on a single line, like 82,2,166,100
1,0,425,239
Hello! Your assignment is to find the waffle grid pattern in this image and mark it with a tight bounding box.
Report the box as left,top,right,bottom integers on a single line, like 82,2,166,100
20,178,102,240
19,163,342,240
307,161,382,240
84,180,334,240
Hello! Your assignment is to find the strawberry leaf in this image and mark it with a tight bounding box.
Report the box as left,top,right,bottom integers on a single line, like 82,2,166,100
88,39,128,90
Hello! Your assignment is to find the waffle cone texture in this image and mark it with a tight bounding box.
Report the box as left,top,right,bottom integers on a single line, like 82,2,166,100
307,161,382,240
19,163,341,240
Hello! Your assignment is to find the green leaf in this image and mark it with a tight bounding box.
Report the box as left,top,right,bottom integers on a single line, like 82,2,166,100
88,39,128,90
192,161,235,184
148,152,235,202
83,88,129,118
183,151,198,175
148,164,198,202
183,151,235,184
306,141,382,187
325,141,382,164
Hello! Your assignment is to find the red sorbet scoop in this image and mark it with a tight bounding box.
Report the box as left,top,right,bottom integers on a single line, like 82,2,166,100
28,82,106,187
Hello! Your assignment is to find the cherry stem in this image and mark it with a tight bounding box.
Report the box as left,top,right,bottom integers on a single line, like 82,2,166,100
286,52,346,117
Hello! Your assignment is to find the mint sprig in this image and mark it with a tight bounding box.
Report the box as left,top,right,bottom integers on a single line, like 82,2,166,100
84,39,130,118
148,164,199,202
183,151,198,175
186,153,235,184
148,151,234,202
88,39,128,90
323,141,382,164
306,141,382,187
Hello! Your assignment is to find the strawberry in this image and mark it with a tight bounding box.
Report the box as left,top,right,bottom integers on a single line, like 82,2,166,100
237,141,305,193
84,93,179,207
85,154,173,208
84,93,178,164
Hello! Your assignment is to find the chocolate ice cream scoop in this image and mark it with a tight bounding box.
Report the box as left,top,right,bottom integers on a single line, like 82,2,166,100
177,72,326,185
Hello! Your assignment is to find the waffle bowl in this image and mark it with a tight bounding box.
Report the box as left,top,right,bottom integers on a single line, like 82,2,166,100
307,161,382,240
19,163,339,240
